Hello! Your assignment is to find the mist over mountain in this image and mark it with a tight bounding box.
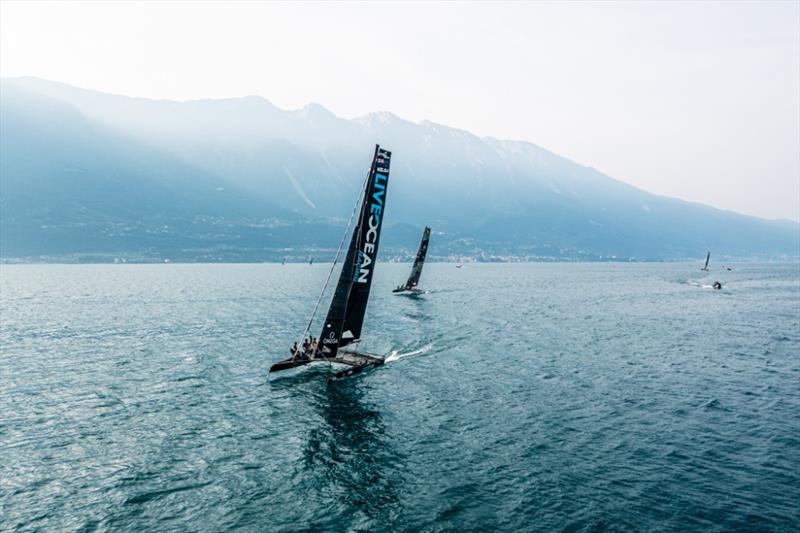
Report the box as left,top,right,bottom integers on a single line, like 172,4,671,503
1,77,797,262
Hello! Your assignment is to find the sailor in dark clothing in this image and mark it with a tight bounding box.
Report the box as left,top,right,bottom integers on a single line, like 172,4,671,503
309,338,318,357
290,341,298,357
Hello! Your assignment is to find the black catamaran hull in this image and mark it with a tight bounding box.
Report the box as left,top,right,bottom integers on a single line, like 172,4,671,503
392,288,425,294
328,360,384,381
269,357,317,373
327,350,385,381
269,352,385,379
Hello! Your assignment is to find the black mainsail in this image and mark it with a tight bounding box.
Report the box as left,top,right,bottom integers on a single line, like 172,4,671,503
340,151,391,344
394,226,431,293
702,251,710,271
320,145,391,357
269,145,391,374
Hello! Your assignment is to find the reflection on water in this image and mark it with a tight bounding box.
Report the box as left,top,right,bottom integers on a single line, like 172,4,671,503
268,371,403,528
303,381,402,528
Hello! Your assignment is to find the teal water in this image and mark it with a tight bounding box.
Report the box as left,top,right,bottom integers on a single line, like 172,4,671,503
1,263,799,531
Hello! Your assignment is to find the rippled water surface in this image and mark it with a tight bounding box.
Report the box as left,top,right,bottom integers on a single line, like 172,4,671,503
1,262,799,531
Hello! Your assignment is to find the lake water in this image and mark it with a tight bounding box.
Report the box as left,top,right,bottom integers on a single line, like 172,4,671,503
1,262,798,531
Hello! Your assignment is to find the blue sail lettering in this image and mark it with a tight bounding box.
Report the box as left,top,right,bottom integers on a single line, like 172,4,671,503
356,172,388,283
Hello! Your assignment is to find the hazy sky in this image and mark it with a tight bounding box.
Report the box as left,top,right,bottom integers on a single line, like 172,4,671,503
2,1,798,221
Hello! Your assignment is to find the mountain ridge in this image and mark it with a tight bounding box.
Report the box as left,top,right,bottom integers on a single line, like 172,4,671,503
1,76,797,262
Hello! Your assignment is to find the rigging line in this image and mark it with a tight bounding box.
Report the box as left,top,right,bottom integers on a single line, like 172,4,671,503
292,165,371,361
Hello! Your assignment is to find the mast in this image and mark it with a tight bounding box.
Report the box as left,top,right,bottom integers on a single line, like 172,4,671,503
703,251,710,270
319,145,391,357
403,226,431,289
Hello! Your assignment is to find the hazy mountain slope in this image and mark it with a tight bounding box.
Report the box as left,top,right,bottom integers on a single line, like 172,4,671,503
0,84,301,258
1,77,797,261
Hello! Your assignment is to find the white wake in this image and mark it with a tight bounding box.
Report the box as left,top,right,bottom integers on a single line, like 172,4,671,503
385,343,433,363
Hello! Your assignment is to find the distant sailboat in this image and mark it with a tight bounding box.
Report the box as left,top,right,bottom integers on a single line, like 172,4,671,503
309,256,314,265
282,257,286,265
269,145,392,380
393,226,431,294
701,251,710,271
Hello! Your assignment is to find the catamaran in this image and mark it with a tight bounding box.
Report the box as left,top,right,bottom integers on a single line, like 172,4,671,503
269,145,392,380
393,226,431,294
701,251,710,271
